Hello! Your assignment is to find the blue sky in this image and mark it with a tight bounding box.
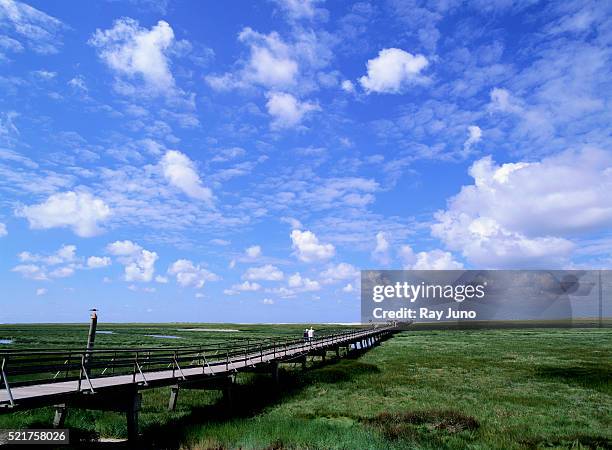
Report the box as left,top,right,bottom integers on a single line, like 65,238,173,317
0,0,610,323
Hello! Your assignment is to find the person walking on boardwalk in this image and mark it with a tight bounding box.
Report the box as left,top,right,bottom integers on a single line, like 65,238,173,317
303,328,309,342
308,327,314,341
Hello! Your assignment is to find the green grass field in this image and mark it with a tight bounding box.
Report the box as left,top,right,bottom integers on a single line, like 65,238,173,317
0,324,610,449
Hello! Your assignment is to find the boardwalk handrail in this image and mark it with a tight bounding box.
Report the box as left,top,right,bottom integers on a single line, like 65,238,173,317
0,327,394,402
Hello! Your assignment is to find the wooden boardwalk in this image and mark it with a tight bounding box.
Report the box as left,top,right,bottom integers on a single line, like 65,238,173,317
0,326,397,441
1,326,395,409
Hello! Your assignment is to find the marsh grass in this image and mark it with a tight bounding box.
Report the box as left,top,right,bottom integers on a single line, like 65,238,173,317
0,326,610,449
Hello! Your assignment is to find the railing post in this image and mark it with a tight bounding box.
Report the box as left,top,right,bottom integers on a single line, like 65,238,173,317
1,357,15,407
133,352,138,384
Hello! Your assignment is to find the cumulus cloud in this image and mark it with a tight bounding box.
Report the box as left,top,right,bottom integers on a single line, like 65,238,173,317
87,256,111,268
290,229,335,262
359,48,428,94
243,264,284,281
245,245,261,259
12,244,80,280
266,92,319,129
206,28,298,90
341,80,355,93
287,272,320,291
399,245,463,270
12,264,48,280
89,18,176,93
107,240,158,282
342,283,354,293
0,222,6,237
320,262,359,284
372,232,391,265
167,259,219,288
432,148,612,268
36,287,47,296
17,191,111,237
19,244,76,265
161,150,213,203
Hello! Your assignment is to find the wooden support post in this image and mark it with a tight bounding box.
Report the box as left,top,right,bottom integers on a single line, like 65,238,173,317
336,347,340,358
301,355,307,370
167,385,179,411
222,376,233,413
126,391,141,443
53,404,67,428
271,362,280,384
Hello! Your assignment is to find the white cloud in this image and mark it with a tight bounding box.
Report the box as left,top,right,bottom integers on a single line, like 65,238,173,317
155,275,168,283
106,240,142,256
372,232,391,265
432,148,612,268
36,287,47,296
290,229,335,262
287,272,320,291
0,222,6,237
89,18,176,93
243,264,284,281
341,79,355,93
342,283,354,293
320,262,359,284
463,125,482,154
281,216,302,229
245,245,261,259
68,76,87,92
489,87,522,114
12,245,80,281
12,264,47,280
17,191,111,237
399,245,463,270
266,92,319,129
87,256,111,269
272,0,323,20
107,240,158,282
19,244,76,265
206,28,298,90
49,266,74,278
262,298,274,305
168,259,219,288
161,150,213,203
359,48,428,94
0,0,64,54
224,280,262,295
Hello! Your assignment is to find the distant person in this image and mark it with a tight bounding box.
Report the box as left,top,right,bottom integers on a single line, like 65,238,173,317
308,327,314,341
303,328,308,342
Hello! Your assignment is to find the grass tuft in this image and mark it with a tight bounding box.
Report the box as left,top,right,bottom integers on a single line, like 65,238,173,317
365,409,479,440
